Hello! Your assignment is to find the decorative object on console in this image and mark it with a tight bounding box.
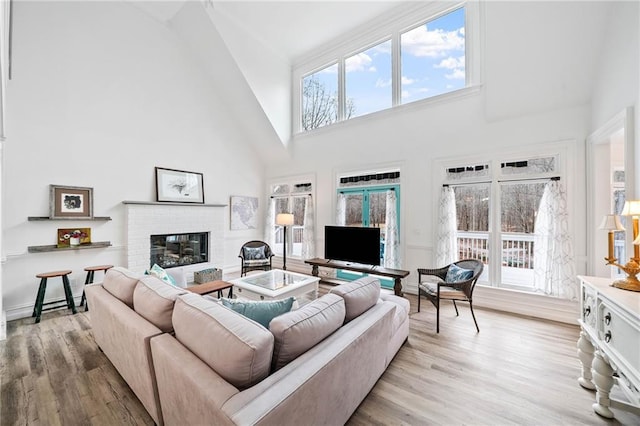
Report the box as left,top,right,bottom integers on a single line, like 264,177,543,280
57,228,91,248
602,202,640,292
621,200,640,262
599,214,625,264
276,213,294,271
230,196,258,230
155,167,204,204
50,185,93,219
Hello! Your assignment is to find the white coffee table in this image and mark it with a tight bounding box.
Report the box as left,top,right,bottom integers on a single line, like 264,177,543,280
230,269,319,306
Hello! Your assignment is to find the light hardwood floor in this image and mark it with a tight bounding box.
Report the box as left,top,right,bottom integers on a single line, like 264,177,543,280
1,288,639,425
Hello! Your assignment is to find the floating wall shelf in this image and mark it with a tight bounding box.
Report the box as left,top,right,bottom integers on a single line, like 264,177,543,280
28,241,112,253
28,216,112,221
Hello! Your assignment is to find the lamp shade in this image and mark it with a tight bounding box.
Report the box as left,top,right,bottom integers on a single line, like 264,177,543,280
276,213,294,226
599,214,625,231
621,200,640,216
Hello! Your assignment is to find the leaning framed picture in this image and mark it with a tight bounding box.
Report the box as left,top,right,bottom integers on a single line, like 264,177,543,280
49,185,94,219
155,167,204,204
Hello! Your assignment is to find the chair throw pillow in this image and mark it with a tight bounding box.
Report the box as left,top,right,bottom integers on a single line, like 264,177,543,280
445,264,474,283
221,297,294,329
145,263,177,286
244,246,266,260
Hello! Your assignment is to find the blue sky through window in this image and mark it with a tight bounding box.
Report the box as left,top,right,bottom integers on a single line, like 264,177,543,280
401,7,466,103
346,40,392,117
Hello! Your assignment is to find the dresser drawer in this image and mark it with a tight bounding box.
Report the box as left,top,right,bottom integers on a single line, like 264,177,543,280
598,300,640,380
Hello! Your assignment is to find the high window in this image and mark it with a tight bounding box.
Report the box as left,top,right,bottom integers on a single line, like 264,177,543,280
296,2,477,132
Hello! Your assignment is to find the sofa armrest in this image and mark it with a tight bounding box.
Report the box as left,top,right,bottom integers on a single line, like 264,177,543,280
85,284,165,425
223,302,395,426
150,334,239,426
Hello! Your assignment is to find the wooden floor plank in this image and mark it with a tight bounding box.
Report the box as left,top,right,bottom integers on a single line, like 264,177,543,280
1,294,639,425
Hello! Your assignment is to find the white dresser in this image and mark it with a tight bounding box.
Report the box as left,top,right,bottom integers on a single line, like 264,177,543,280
577,276,640,418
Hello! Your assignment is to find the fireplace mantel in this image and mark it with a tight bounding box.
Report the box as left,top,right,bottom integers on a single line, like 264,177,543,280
122,201,227,207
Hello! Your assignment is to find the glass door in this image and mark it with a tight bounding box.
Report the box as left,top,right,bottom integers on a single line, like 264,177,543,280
337,185,399,288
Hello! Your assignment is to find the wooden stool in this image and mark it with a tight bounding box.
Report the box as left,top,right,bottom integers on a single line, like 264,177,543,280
187,280,234,298
32,270,77,324
80,265,114,311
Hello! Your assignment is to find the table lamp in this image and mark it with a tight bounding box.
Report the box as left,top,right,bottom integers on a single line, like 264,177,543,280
276,213,294,271
603,203,640,292
621,200,640,263
599,214,625,264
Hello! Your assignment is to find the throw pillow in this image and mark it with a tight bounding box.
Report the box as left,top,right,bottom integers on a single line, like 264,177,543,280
146,263,177,286
445,264,474,283
244,246,266,260
221,297,295,328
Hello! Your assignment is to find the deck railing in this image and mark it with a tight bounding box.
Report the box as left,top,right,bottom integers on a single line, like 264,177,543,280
457,231,535,269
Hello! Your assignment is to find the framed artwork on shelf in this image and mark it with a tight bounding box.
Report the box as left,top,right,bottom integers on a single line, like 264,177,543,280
49,185,93,219
57,228,91,248
155,167,204,204
230,196,259,230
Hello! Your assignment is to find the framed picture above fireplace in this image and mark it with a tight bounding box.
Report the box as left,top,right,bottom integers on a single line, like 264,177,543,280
155,167,204,204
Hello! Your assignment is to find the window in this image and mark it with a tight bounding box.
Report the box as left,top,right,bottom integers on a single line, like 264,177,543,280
443,154,562,291
302,64,338,131
269,180,314,257
401,7,465,103
345,40,392,118
295,2,477,132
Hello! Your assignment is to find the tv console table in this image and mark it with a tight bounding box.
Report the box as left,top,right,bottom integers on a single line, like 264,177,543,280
304,258,410,296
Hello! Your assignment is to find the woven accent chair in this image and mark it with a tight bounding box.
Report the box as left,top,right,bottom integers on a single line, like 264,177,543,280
239,241,274,277
417,259,484,333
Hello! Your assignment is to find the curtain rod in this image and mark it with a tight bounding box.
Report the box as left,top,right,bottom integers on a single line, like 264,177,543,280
339,187,395,194
443,176,560,187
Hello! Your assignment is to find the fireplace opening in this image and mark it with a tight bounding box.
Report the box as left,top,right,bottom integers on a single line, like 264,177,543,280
150,232,209,269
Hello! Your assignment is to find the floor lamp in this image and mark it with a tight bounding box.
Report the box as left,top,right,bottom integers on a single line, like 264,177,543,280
276,213,294,271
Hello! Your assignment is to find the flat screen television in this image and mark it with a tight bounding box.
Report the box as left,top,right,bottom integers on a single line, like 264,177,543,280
324,226,381,266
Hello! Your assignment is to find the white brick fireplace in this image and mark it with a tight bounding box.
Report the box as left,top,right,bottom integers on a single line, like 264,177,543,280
123,201,226,279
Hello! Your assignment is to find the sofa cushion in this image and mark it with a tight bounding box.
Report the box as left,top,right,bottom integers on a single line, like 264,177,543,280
221,297,294,329
102,267,141,308
146,263,177,286
329,276,380,322
172,293,274,390
133,275,187,333
269,293,346,371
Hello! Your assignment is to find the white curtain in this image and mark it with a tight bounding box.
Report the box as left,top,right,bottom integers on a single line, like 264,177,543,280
336,193,346,225
383,189,400,269
436,186,458,266
533,181,576,300
301,195,316,259
264,197,276,249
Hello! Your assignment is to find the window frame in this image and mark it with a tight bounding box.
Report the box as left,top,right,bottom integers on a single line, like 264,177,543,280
434,142,574,292
268,175,315,260
293,1,481,134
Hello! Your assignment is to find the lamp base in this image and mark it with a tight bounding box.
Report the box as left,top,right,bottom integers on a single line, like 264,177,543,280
612,276,640,292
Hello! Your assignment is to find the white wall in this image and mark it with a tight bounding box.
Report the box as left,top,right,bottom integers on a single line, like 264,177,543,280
590,1,640,197
2,1,264,320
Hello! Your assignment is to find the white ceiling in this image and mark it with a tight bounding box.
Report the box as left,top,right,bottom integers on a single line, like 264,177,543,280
212,1,404,61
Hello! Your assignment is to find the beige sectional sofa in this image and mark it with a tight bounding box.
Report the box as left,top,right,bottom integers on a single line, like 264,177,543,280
85,267,409,426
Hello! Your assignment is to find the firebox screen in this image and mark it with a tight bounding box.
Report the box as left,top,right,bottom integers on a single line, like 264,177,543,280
150,232,208,269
